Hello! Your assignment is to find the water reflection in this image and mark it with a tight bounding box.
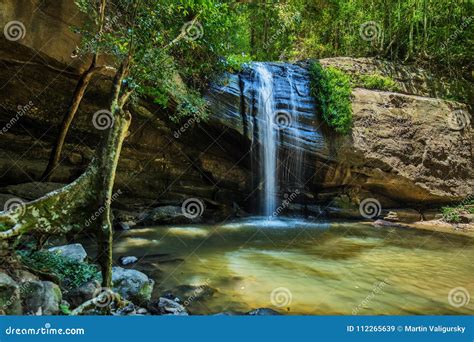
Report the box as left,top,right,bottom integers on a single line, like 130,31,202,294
85,219,473,315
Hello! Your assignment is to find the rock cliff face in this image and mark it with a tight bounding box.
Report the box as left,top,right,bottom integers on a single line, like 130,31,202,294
0,0,472,219
206,60,473,208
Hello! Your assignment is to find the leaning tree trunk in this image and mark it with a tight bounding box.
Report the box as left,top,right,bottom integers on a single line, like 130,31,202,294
41,0,107,182
0,61,131,288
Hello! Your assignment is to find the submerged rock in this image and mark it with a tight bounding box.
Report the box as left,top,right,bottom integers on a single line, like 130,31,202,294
148,297,188,316
119,256,138,266
373,219,409,229
138,206,196,225
247,308,282,315
48,243,88,262
384,209,421,223
163,284,216,305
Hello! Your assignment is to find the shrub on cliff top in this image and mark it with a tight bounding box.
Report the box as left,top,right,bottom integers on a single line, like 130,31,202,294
309,61,352,134
355,74,399,91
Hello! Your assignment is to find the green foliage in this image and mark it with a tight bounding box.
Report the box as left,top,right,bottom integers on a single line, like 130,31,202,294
222,53,253,72
19,250,100,290
59,303,72,315
442,206,462,223
310,62,353,134
355,74,399,91
209,0,472,75
74,0,248,121
441,197,474,223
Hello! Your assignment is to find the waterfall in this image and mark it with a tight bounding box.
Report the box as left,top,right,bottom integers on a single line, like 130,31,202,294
206,61,326,217
254,63,277,217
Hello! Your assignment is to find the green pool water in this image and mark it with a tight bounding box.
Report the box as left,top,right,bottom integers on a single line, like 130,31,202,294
90,218,474,315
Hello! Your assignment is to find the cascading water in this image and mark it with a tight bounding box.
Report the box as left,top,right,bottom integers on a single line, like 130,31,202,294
254,63,277,217
206,61,327,217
